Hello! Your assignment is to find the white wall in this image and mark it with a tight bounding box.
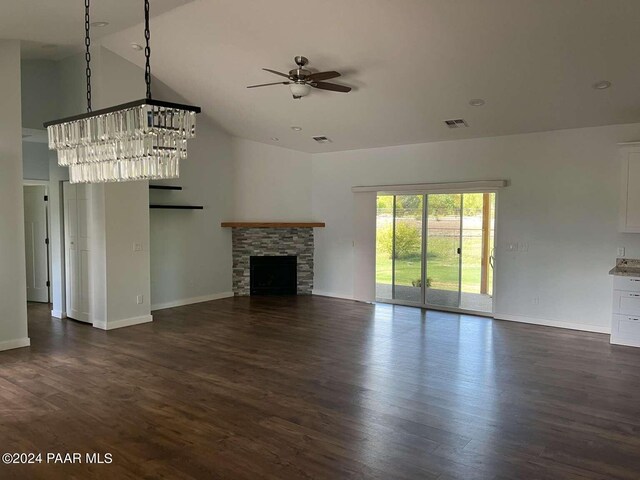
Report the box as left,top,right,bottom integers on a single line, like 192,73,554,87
94,47,151,328
148,77,235,310
21,60,59,130
22,141,49,180
232,138,314,221
0,41,29,351
311,123,640,332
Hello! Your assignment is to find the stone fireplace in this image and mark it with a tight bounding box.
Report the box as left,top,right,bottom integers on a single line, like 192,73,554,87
222,223,324,296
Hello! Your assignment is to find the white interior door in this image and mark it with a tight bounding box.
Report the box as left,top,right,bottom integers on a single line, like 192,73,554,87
23,185,49,303
63,182,91,323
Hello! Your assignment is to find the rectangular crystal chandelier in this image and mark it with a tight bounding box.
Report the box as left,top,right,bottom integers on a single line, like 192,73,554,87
45,99,200,184
43,0,201,184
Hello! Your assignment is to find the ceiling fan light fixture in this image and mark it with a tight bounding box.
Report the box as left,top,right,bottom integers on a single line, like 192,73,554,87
289,83,311,99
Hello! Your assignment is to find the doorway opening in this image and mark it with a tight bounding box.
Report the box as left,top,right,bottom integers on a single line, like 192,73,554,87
23,184,51,304
375,192,496,314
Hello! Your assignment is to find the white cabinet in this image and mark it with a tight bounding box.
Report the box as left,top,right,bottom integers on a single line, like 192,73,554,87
611,274,640,347
619,143,640,233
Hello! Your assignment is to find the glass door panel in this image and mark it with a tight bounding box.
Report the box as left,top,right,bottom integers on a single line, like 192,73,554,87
375,195,394,300
425,194,461,307
460,193,495,312
392,195,423,303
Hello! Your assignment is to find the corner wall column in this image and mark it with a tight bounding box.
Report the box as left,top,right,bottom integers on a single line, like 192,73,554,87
0,40,30,351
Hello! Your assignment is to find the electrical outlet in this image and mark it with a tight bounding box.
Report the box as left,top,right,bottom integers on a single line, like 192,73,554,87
532,296,540,305
136,295,143,305
133,243,143,252
617,247,626,257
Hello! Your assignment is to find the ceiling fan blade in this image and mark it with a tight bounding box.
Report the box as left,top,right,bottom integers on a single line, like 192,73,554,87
247,81,290,88
307,71,341,81
263,68,291,79
311,81,352,93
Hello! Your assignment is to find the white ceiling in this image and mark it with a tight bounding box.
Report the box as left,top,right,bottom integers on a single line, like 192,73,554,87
1,0,192,60
10,0,640,153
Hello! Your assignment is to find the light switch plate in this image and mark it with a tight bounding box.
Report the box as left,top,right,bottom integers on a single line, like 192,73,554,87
133,243,143,252
617,247,626,257
136,295,143,305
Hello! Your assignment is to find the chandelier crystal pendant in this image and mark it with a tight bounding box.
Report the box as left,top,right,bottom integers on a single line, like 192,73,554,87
44,0,201,184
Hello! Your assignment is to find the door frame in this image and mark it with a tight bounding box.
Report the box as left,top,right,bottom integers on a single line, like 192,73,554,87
376,189,500,318
23,180,51,304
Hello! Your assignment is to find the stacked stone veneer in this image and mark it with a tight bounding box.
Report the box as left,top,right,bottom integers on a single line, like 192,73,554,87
232,228,314,296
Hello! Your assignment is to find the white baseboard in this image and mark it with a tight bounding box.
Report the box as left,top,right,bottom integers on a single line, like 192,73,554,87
93,314,153,331
51,309,67,319
494,313,610,334
0,337,31,352
151,291,234,312
610,335,640,348
312,290,355,301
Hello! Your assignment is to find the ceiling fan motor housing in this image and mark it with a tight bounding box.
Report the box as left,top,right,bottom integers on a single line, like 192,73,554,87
289,68,311,80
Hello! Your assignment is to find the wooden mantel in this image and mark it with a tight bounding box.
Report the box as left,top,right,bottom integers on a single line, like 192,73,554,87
221,222,325,228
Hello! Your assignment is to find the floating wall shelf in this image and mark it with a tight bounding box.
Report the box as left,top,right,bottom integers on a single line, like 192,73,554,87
149,184,202,209
150,205,203,210
149,185,183,190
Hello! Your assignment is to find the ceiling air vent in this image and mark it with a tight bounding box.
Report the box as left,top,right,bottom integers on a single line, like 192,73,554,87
444,119,469,128
313,135,332,143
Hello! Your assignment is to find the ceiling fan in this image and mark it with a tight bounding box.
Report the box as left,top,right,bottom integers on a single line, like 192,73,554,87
247,56,351,99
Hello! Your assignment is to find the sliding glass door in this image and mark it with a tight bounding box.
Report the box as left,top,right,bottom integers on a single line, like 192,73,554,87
393,195,423,302
376,191,496,313
425,194,462,308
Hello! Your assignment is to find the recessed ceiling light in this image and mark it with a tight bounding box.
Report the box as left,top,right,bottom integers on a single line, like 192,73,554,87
291,126,302,131
270,137,279,141
130,43,144,51
592,80,611,90
469,98,485,107
91,21,109,27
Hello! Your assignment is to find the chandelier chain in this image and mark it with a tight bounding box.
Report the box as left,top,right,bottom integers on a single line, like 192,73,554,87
144,0,152,99
84,0,92,112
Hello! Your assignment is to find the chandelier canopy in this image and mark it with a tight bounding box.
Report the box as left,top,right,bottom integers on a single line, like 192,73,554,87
44,0,201,184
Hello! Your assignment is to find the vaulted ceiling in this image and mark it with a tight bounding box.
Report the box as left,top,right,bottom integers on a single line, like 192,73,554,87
1,0,191,60
8,0,640,153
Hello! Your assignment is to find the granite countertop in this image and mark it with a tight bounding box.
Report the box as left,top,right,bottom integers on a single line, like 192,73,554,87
609,258,640,277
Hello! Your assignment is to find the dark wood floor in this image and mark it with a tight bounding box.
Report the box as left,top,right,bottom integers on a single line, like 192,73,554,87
1,297,640,479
